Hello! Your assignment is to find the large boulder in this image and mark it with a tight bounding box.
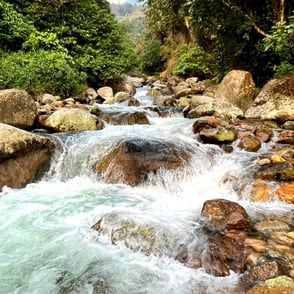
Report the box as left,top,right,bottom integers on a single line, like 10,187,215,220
215,70,256,111
41,108,104,132
97,86,114,101
95,138,191,186
0,123,54,191
0,89,38,129
245,75,294,121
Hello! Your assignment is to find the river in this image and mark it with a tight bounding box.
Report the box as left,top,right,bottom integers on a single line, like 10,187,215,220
0,88,292,293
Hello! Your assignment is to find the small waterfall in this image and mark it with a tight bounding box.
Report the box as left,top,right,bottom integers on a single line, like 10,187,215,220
0,88,292,294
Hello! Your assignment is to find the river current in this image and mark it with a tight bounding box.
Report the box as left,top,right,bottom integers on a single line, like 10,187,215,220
0,88,292,293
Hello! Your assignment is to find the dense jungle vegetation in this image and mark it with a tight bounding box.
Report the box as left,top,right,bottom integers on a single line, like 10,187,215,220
0,0,293,96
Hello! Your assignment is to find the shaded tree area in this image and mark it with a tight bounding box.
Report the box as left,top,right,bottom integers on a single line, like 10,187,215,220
0,0,138,96
138,0,294,85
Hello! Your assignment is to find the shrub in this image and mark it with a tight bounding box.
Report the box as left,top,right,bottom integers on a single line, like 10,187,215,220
0,50,87,96
173,44,216,78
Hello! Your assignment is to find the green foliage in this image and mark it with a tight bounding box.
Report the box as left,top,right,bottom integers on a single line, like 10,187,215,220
174,44,215,78
0,0,34,51
0,50,87,96
264,16,294,77
138,38,166,74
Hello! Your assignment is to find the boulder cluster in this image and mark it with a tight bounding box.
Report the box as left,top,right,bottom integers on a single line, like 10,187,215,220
0,71,293,292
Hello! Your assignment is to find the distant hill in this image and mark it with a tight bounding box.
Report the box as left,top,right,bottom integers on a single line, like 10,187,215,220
110,1,144,40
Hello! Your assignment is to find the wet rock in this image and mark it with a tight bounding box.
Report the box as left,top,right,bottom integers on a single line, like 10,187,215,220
247,276,294,294
97,86,113,101
276,183,294,204
187,103,214,119
245,238,267,253
177,97,190,108
0,123,54,191
199,127,238,144
0,89,38,129
146,88,162,98
95,138,190,186
254,220,290,235
91,211,181,256
127,97,140,107
192,117,221,133
276,130,294,145
256,162,294,181
243,261,280,285
245,75,294,121
201,233,247,276
201,199,250,231
250,180,273,202
41,108,104,132
99,111,149,125
238,135,262,152
215,70,256,112
282,121,294,130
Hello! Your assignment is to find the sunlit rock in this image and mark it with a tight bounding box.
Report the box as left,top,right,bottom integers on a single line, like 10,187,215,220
276,182,294,204
215,70,256,112
0,123,54,191
245,75,294,121
95,138,191,186
0,89,38,129
276,130,294,145
199,126,238,144
201,199,250,231
250,180,273,202
41,108,104,132
97,86,114,101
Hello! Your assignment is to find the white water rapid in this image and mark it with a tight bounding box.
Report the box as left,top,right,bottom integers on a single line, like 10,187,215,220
0,88,292,294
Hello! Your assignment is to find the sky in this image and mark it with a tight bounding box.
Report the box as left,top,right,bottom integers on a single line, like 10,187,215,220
108,0,139,4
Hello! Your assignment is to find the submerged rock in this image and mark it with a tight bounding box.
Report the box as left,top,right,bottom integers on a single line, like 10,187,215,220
99,111,149,125
0,123,54,191
256,162,294,181
95,138,191,186
0,89,38,129
91,211,181,257
238,135,262,152
276,183,294,204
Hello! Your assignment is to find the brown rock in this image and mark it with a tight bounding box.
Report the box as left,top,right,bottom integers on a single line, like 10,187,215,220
245,238,267,253
276,130,294,145
0,89,38,129
256,162,294,181
215,70,256,112
99,111,149,125
192,116,220,133
238,135,261,152
201,199,251,231
276,182,294,204
254,220,290,235
250,180,273,202
199,127,238,144
0,123,54,191
95,139,190,186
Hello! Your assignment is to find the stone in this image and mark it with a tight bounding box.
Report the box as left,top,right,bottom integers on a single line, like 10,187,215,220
114,91,131,104
213,102,244,119
276,182,294,204
250,180,273,202
245,75,294,122
187,103,214,119
41,94,56,105
91,211,180,257
199,127,238,144
127,98,140,107
0,89,38,129
276,130,294,145
99,111,149,125
80,87,98,103
177,97,190,108
201,199,251,231
0,123,54,191
192,117,221,133
254,220,290,235
215,70,256,112
245,238,267,253
190,95,215,108
282,121,294,130
97,86,114,101
256,162,294,181
238,135,262,152
95,138,191,186
42,108,103,132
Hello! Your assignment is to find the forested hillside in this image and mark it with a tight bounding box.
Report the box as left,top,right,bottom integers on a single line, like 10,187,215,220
0,0,137,96
138,0,294,85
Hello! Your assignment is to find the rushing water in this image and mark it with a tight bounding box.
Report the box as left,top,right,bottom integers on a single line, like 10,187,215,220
0,89,292,294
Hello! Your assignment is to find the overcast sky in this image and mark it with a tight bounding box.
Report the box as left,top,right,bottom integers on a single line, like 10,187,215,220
108,0,127,4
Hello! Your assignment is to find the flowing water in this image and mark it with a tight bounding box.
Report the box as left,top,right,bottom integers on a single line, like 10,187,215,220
0,88,292,294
